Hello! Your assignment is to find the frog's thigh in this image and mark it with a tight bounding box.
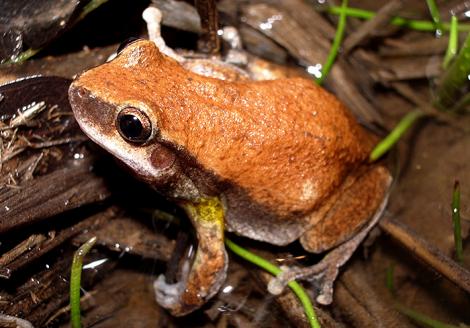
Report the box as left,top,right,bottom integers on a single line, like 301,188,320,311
300,165,390,253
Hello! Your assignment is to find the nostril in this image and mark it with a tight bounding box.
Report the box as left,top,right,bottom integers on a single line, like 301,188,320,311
76,87,87,98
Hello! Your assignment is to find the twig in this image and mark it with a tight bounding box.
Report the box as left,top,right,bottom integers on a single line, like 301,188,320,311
379,216,470,294
343,0,402,54
0,234,47,267
195,0,220,53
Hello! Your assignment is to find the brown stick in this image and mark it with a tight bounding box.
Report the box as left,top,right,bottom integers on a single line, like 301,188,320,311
343,0,402,54
195,0,220,54
379,216,470,294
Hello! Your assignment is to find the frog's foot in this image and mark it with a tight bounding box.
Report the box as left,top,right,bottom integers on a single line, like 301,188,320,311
142,6,184,62
154,197,228,316
268,192,389,305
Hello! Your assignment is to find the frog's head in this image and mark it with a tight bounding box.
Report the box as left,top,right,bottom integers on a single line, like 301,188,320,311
69,40,184,187
70,40,230,317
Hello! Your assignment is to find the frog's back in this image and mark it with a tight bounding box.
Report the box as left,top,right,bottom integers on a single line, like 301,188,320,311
167,75,375,213
176,75,380,243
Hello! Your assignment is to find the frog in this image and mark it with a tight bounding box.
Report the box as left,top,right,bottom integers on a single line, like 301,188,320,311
68,17,391,316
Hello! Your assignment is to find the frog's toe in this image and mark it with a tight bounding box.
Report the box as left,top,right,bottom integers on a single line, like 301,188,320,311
154,249,228,316
154,275,185,308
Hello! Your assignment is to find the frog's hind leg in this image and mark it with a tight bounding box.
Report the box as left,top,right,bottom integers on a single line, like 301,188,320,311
268,165,391,305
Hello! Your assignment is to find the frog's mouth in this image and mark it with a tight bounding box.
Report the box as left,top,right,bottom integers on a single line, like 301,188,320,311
154,197,228,316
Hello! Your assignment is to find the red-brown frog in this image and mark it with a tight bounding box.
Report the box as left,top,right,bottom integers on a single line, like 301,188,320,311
69,34,391,316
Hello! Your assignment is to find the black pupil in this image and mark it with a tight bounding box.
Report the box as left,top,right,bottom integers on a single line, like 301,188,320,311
119,114,143,140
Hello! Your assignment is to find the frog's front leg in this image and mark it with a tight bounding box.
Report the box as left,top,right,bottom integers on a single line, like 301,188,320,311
154,197,228,316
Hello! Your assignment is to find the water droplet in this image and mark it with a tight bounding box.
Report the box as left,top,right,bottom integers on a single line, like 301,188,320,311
222,285,234,294
259,14,283,30
83,258,108,269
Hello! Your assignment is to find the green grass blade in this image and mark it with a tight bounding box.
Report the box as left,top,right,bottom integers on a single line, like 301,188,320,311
452,180,463,263
70,236,97,328
370,109,425,162
325,6,470,32
435,31,470,111
386,264,395,295
316,0,348,85
395,303,461,328
77,0,109,22
425,0,443,33
225,238,321,328
443,16,459,69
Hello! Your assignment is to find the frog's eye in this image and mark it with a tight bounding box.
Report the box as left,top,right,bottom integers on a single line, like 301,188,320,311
116,37,142,54
116,107,152,143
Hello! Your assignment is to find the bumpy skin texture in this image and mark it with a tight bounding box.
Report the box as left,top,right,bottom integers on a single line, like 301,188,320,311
69,40,388,250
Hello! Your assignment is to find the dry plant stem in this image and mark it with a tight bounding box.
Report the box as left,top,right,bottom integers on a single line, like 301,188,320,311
0,159,110,233
0,234,47,267
45,292,95,326
379,216,470,294
335,262,411,328
380,37,448,56
391,82,467,130
0,136,87,164
0,209,115,279
195,0,220,53
343,0,402,54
